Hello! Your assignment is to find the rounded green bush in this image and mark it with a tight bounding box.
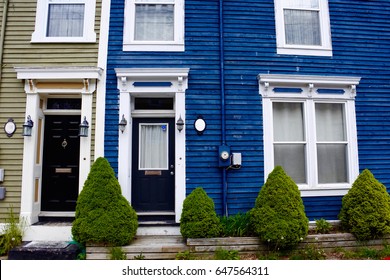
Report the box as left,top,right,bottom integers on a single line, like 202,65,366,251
339,169,390,241
249,166,308,249
72,157,138,246
180,187,222,238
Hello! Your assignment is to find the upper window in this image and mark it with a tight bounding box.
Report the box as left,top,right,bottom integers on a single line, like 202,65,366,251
259,74,361,196
123,0,185,52
31,0,96,43
274,0,332,56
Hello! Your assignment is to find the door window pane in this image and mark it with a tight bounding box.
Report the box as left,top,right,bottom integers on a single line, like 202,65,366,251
273,102,305,141
135,4,174,41
47,4,85,37
316,103,346,141
274,144,306,184
139,124,168,169
317,144,348,183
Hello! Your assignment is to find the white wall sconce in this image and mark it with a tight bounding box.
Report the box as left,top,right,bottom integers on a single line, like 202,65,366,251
22,115,34,137
79,116,89,137
176,115,184,132
194,116,207,135
118,114,127,133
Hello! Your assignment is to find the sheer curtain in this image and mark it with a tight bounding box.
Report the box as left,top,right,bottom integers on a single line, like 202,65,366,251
135,4,174,41
273,102,306,183
47,4,85,37
283,0,321,46
139,124,168,169
315,103,347,183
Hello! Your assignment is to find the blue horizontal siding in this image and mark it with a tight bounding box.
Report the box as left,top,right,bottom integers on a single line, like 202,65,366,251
105,0,390,219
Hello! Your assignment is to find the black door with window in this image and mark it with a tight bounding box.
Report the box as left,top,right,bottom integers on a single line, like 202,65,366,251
131,118,175,213
41,115,80,211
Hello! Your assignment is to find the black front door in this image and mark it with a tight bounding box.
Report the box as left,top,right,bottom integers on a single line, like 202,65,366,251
41,115,80,211
132,118,175,213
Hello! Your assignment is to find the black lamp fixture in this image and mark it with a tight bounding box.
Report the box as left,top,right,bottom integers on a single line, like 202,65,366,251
194,115,207,135
79,116,89,137
118,114,127,133
22,115,34,137
176,115,184,132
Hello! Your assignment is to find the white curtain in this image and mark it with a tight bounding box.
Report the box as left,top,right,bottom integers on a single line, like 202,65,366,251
139,124,168,169
315,103,347,183
273,102,306,183
47,4,84,37
284,9,321,46
135,4,174,41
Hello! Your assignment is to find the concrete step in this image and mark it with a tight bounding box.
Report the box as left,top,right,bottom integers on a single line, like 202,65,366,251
8,241,80,260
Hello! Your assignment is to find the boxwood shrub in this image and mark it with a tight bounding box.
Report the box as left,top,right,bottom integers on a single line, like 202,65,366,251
339,169,390,241
250,166,308,249
72,157,138,246
180,187,222,238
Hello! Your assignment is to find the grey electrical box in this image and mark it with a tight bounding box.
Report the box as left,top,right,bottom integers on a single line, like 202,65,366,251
0,186,6,200
0,168,4,183
232,153,242,167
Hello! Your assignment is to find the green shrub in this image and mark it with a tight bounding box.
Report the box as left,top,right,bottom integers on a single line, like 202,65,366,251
72,157,138,246
0,207,24,256
339,169,390,241
180,187,222,238
220,212,253,237
249,166,309,249
175,250,196,260
214,248,240,260
109,247,127,260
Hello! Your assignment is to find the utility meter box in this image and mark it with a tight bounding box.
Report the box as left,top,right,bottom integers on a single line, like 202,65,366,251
0,186,6,200
0,168,4,183
232,153,242,167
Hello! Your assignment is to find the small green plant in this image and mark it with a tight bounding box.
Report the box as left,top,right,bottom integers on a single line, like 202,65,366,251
175,250,196,260
214,248,240,260
314,219,332,234
110,247,127,260
133,253,145,260
69,239,86,260
339,169,390,241
249,166,309,250
0,207,25,256
290,244,326,260
220,212,253,237
180,187,222,238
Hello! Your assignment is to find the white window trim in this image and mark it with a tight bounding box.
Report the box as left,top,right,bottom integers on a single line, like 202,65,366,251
123,0,185,52
274,0,332,56
258,74,361,197
31,0,96,43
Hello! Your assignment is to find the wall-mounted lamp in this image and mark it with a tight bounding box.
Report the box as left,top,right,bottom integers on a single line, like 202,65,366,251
194,116,207,135
22,115,34,137
176,115,184,133
79,116,89,137
118,114,127,133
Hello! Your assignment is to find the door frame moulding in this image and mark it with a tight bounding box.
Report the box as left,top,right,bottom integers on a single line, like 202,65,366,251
115,68,189,223
15,66,102,225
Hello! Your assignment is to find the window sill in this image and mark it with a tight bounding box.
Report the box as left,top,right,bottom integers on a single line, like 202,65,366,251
123,43,185,52
277,47,332,57
31,33,96,43
300,187,350,197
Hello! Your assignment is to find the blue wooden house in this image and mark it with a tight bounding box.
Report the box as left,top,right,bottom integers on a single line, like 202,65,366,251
103,0,390,224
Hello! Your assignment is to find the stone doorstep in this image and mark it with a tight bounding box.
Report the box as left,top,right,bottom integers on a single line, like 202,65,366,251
8,241,81,260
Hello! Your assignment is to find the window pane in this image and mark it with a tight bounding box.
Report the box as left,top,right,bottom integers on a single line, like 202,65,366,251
274,144,306,184
284,0,319,9
139,124,168,169
284,10,321,46
317,144,348,183
47,4,84,37
316,103,346,141
273,102,304,141
135,4,174,41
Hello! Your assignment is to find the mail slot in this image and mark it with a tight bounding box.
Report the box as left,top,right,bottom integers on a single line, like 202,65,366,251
55,168,72,174
145,170,162,176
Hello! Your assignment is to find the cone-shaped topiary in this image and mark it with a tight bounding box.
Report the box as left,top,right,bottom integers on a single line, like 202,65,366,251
339,169,390,241
180,187,222,238
250,166,308,249
72,157,138,246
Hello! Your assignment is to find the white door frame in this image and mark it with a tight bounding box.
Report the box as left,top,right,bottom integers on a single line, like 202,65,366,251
116,68,189,223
